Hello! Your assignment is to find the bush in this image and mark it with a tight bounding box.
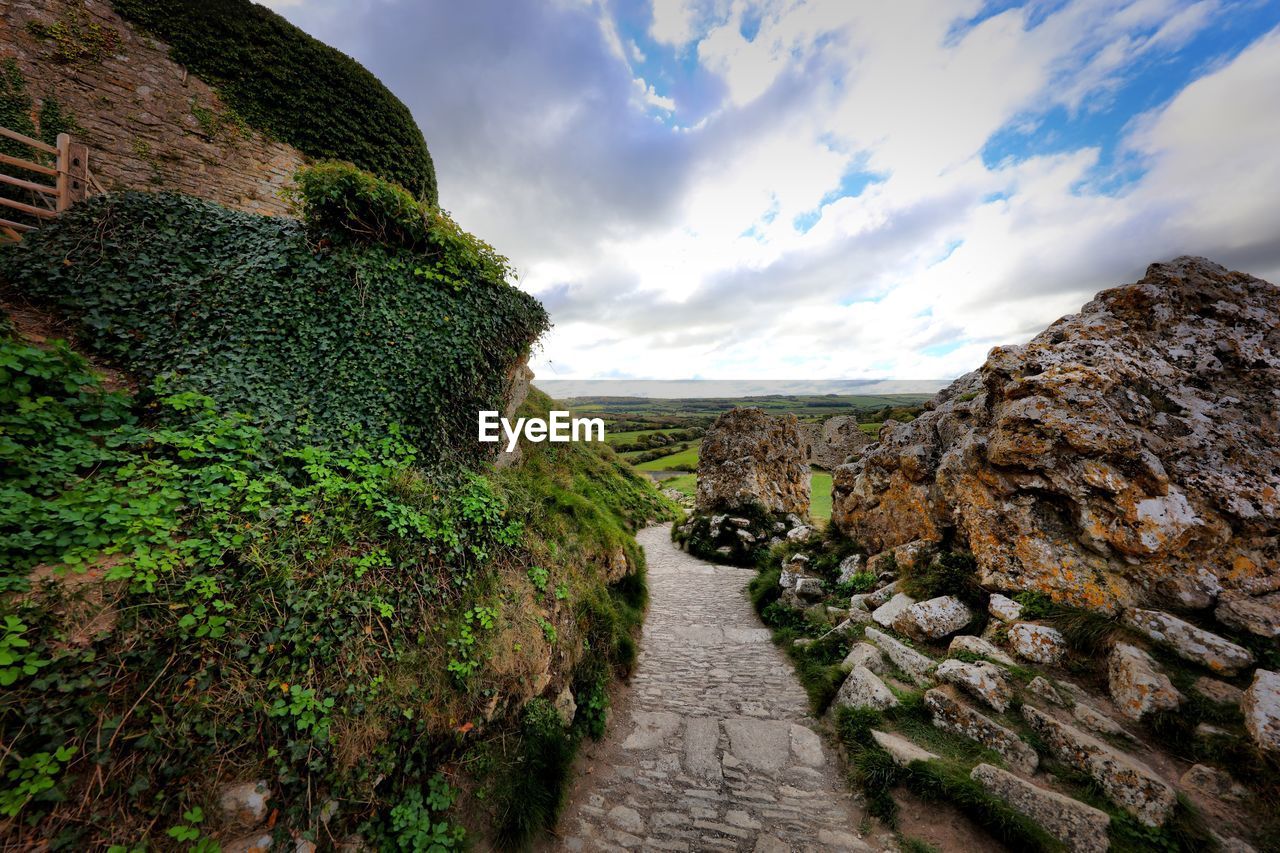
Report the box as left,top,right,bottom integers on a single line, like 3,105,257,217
111,0,438,202
900,550,983,606
490,699,576,848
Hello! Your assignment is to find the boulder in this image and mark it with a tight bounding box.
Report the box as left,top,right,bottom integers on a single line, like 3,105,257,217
695,407,810,516
1072,702,1135,742
895,596,973,640
970,764,1110,853
1214,590,1280,639
864,627,936,686
871,592,917,629
843,642,888,674
850,593,874,612
1022,705,1176,826
1122,608,1254,675
786,524,815,542
1107,643,1182,720
865,581,900,610
834,665,898,711
934,659,1013,713
836,553,866,585
1007,623,1067,664
794,577,826,603
870,730,937,766
1242,669,1280,753
925,687,1038,773
1029,676,1069,707
554,686,577,727
949,634,1016,666
830,258,1280,615
988,593,1024,622
1180,764,1249,803
1192,676,1243,707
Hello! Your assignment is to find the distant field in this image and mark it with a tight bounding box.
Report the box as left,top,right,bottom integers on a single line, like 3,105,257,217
568,393,933,419
635,442,701,471
664,472,696,496
858,422,880,435
604,427,683,446
811,471,833,522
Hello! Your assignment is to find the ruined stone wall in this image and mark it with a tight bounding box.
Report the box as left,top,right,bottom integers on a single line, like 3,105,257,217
1,0,304,216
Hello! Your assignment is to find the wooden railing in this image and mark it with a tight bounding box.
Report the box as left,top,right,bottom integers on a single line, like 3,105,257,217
0,126,99,241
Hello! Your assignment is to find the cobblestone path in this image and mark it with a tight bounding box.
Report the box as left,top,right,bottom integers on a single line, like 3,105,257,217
553,525,868,852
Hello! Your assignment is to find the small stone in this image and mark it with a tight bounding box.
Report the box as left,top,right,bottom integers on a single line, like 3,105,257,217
988,594,1024,622
219,780,271,828
793,638,813,648
1028,676,1069,707
1022,705,1176,826
870,729,938,766
1192,676,1243,707
1007,622,1067,664
970,763,1110,853
1107,643,1182,720
1122,608,1254,675
779,569,799,589
787,525,814,542
834,665,899,711
1180,764,1249,803
949,634,1016,666
836,554,865,585
864,581,900,610
1242,669,1280,753
223,834,274,853
871,592,917,629
895,595,974,640
554,686,577,726
1073,702,1134,741
849,593,873,611
607,805,645,834
925,687,1038,773
1215,591,1280,639
935,659,1014,712
843,642,888,674
864,627,936,686
728,516,751,528
782,552,811,571
794,577,825,602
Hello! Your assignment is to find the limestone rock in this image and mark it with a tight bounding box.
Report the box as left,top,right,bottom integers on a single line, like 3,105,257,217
1192,676,1243,707
870,730,937,766
864,627,936,687
1122,608,1254,675
219,780,271,829
794,577,826,603
1029,676,1069,707
843,642,888,674
865,581,900,609
787,524,815,542
1007,623,1067,664
835,665,898,711
1072,702,1135,742
871,592,917,629
695,407,810,515
801,415,873,470
836,553,866,585
1107,643,1182,720
1215,591,1280,639
1022,705,1176,826
831,258,1280,615
1180,764,1249,803
988,593,1024,622
850,593,873,612
934,659,1014,713
925,687,1038,773
949,634,1016,666
554,686,577,727
895,595,973,640
970,763,1110,853
1242,669,1280,753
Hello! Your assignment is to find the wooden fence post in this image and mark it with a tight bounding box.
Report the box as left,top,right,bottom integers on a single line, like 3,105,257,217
55,133,70,212
66,141,88,208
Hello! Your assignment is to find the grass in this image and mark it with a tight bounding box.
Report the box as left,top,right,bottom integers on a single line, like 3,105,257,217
602,427,683,446
811,470,833,522
634,441,701,471
663,472,696,496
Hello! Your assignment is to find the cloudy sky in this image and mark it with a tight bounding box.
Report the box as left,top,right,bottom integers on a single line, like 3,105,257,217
263,0,1280,381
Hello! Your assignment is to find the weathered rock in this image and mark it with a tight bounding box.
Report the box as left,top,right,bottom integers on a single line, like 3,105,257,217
895,595,973,640
794,577,826,603
696,407,810,515
1107,643,1182,720
949,635,1016,666
787,524,815,542
870,730,937,766
843,642,888,674
988,593,1024,622
865,581,900,609
219,780,271,829
1022,705,1177,826
783,552,811,571
836,553,866,585
864,627,936,686
871,592,917,629
1192,676,1243,707
850,593,874,612
831,258,1280,615
1072,702,1135,742
835,665,898,711
1007,623,1067,664
1215,591,1280,639
554,686,577,727
970,763,1110,853
925,687,1038,773
934,659,1014,713
223,833,274,853
1180,764,1249,803
1029,676,1069,707
801,416,874,470
1122,608,1254,675
1242,669,1280,753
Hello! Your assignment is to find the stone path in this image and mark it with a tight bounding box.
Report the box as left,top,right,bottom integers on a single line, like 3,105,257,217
553,526,868,852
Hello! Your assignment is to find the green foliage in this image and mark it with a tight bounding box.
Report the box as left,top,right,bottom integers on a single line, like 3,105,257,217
0,616,48,686
490,698,576,848
749,567,783,612
1013,591,1054,620
111,0,438,202
0,192,548,459
576,668,610,740
384,776,464,852
904,762,1063,852
527,565,549,593
836,570,877,596
25,10,120,64
0,745,75,819
900,550,983,606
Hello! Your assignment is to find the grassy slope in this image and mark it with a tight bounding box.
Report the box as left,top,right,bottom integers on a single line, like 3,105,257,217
811,471,833,522
634,441,702,471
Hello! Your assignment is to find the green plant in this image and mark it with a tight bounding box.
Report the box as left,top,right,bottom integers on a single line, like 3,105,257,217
26,10,120,64
0,616,48,685
900,550,983,605
491,698,576,847
836,570,877,595
385,776,464,852
527,565,549,593
111,0,437,201
1014,591,1054,620
0,746,75,818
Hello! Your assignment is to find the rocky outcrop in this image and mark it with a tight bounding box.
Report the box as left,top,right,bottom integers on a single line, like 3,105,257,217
695,407,810,516
925,687,1038,773
832,258,1280,615
863,627,935,686
935,659,1013,712
1106,643,1182,720
800,416,872,470
1242,669,1280,753
834,665,898,711
1006,623,1067,664
970,764,1111,853
1121,608,1254,675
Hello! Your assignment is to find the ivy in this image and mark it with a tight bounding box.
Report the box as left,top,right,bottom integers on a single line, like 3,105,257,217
110,0,438,203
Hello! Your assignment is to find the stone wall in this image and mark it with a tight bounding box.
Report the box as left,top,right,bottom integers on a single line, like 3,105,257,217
800,415,872,470
1,0,305,216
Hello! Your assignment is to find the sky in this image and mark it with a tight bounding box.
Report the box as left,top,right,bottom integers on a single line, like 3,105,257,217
261,0,1280,381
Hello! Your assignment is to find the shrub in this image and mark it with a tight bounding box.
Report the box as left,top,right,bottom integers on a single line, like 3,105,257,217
490,699,576,847
900,551,983,605
111,0,438,202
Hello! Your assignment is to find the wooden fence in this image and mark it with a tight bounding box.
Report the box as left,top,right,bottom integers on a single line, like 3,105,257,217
0,126,100,241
